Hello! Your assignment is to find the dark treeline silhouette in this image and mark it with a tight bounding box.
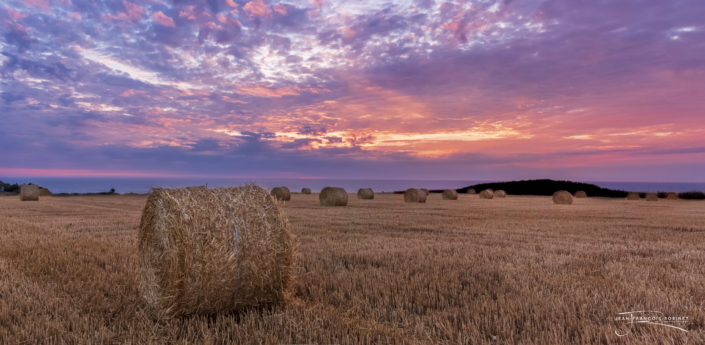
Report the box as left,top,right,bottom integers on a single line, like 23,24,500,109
454,179,627,197
52,188,117,197
438,179,704,199
677,191,705,200
0,181,21,193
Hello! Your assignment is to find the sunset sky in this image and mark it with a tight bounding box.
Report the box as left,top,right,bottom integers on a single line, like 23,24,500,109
2,0,704,181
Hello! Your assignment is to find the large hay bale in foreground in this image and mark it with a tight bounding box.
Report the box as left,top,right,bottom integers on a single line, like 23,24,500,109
301,188,311,195
319,187,348,206
442,189,458,200
552,190,573,205
494,190,507,198
467,188,476,195
19,185,39,201
270,186,291,201
574,191,587,198
646,193,658,201
479,189,494,199
665,192,678,200
404,188,427,203
357,188,374,200
138,185,293,317
626,192,640,200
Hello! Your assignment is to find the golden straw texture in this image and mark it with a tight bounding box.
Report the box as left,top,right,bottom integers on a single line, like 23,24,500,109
479,189,494,199
319,187,348,206
404,189,427,203
19,185,39,201
357,188,374,200
552,190,573,205
442,189,458,200
138,185,294,317
271,186,291,201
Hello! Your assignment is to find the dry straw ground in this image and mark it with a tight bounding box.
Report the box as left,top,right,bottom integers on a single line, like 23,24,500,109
1,193,704,344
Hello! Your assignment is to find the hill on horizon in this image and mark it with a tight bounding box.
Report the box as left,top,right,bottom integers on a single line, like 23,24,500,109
452,179,629,198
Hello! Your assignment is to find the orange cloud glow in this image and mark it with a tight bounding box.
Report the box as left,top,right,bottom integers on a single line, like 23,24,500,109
236,85,300,97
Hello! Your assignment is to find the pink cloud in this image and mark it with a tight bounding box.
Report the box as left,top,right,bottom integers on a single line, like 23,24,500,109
122,0,144,20
6,8,28,20
9,22,28,34
68,12,82,22
22,0,49,11
243,0,271,17
340,26,356,39
103,1,143,22
237,85,300,98
154,11,175,27
178,6,197,20
0,168,189,178
272,4,287,15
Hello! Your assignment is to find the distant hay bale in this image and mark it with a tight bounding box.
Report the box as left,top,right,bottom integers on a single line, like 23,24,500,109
301,188,311,195
357,188,374,200
420,188,429,196
494,190,507,198
467,188,476,195
319,187,348,206
574,191,587,198
442,189,458,200
646,193,658,201
270,186,291,201
626,192,640,200
552,190,573,205
138,185,294,317
404,188,427,203
665,192,678,200
19,185,39,201
39,187,52,196
479,189,494,199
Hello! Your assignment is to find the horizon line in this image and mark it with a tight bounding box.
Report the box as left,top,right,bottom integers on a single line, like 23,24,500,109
2,170,705,185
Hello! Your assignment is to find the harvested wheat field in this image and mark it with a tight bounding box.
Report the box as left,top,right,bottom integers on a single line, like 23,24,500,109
1,193,704,344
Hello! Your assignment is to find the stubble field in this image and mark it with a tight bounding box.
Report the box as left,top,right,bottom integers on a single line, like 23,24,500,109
0,193,703,344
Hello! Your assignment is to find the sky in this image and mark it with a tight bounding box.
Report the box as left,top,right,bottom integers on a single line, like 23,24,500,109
1,0,704,182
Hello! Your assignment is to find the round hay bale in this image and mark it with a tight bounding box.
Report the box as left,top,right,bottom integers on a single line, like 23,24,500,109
646,193,658,201
404,188,427,203
467,188,476,195
665,192,678,200
479,189,494,199
626,192,640,200
552,190,573,205
574,191,587,198
39,187,52,196
442,189,458,200
494,190,507,198
357,188,374,200
319,187,348,206
270,186,291,201
138,185,293,317
301,188,311,195
19,185,39,201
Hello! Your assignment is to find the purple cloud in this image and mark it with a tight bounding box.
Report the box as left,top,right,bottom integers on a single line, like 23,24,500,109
1,0,704,181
